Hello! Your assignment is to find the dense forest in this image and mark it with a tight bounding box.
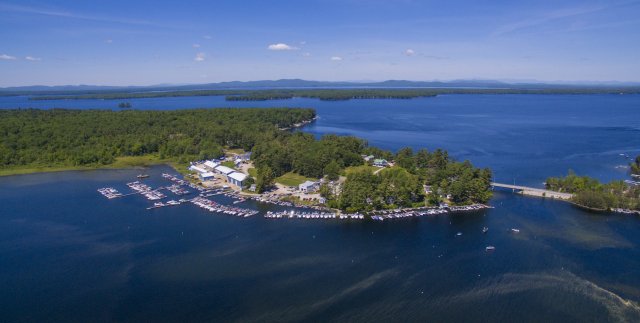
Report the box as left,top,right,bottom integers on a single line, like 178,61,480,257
251,134,493,211
27,87,640,101
333,149,493,212
546,171,640,211
0,108,315,168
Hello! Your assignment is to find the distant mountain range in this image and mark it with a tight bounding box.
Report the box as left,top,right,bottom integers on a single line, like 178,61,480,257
2,79,640,94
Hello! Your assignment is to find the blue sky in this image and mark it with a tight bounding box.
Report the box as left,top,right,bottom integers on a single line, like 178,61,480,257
1,0,639,86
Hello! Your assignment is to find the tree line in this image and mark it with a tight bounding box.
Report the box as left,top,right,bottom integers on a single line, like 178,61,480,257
0,108,315,168
27,87,640,101
546,171,640,211
251,134,493,211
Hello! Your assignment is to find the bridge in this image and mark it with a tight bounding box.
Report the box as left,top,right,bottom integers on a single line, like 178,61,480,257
491,182,574,200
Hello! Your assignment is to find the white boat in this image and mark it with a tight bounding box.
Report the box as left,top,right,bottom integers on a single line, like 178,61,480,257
456,232,463,236
511,228,520,233
486,246,496,251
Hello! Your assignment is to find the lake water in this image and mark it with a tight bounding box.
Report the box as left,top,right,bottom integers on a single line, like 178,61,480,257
1,94,640,322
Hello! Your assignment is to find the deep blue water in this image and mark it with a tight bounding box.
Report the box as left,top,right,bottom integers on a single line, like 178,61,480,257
1,94,640,322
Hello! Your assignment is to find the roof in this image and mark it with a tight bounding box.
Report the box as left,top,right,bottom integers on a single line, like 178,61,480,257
189,165,207,173
214,165,235,175
200,172,215,178
373,159,387,163
299,180,318,189
204,160,219,169
228,172,248,182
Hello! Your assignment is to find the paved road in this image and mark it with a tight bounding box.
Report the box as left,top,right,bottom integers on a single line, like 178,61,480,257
491,182,574,200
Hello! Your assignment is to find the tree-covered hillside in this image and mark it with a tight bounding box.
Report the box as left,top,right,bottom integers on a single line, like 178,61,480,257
0,108,315,167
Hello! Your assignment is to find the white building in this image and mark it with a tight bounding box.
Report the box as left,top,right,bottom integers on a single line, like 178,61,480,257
189,165,207,174
199,172,215,181
228,172,248,187
214,165,235,176
299,180,319,193
204,160,219,170
373,159,388,167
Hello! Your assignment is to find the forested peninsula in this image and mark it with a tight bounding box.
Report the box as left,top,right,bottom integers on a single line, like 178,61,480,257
0,108,492,212
546,171,640,212
26,87,640,101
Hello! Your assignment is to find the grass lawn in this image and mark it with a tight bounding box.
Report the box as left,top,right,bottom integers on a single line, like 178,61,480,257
276,172,317,187
248,167,257,177
344,165,378,175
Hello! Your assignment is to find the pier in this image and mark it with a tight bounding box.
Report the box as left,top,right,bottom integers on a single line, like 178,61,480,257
491,182,574,200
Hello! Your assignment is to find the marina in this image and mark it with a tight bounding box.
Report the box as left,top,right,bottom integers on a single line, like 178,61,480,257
98,173,491,221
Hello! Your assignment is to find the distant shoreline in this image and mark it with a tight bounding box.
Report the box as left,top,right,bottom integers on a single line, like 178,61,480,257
19,87,640,101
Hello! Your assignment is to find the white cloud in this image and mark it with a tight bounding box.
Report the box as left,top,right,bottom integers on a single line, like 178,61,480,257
404,49,415,56
268,43,298,51
203,35,212,40
302,52,312,57
193,43,201,48
330,56,343,61
105,39,113,44
0,54,16,60
194,52,206,62
25,56,41,61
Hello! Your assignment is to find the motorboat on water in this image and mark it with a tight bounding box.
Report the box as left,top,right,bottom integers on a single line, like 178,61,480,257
486,246,496,251
137,174,150,179
482,227,489,234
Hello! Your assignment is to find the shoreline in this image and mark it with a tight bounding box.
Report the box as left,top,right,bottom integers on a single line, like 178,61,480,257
5,161,638,217
0,155,189,178
279,116,318,130
500,187,640,216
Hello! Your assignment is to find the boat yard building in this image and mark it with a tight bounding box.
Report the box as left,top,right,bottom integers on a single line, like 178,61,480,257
228,172,248,187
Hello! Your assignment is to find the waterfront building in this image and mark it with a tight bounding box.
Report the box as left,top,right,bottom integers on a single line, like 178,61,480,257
228,172,248,187
204,160,219,170
299,180,319,193
189,165,208,174
199,172,215,181
214,165,235,176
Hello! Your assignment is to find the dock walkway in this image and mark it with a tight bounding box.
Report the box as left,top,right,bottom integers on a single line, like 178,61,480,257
491,182,573,200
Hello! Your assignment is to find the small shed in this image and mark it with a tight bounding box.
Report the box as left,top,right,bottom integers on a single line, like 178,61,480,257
373,159,388,167
199,172,215,181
